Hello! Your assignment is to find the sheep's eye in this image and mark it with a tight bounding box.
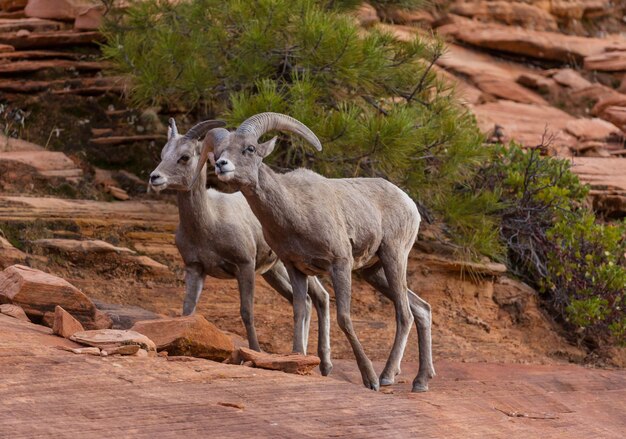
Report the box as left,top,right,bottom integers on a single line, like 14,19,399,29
178,154,190,164
244,145,256,154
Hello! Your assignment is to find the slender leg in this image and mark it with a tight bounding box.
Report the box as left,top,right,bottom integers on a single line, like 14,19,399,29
182,263,205,316
361,261,412,386
306,276,333,376
331,260,379,391
285,264,309,355
361,263,435,391
408,289,436,392
261,262,312,353
236,262,260,352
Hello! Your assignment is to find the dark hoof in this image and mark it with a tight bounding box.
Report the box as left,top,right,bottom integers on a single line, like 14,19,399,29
411,383,429,393
320,362,333,377
380,377,394,387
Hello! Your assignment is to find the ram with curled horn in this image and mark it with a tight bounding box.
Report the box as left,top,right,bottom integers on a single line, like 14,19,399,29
196,112,435,392
147,117,333,375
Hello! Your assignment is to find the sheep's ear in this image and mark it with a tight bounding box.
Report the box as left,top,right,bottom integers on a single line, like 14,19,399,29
258,136,277,158
167,118,178,140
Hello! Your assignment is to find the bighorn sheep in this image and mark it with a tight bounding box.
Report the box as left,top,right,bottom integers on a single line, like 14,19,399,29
148,118,332,375
194,113,435,392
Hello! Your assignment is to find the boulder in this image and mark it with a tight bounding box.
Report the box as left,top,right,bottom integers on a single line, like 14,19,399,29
450,1,558,31
131,315,234,362
238,347,320,375
550,68,592,90
564,118,622,142
0,303,29,322
569,157,626,217
584,51,626,72
70,329,156,353
441,15,622,63
0,265,112,329
470,100,578,154
74,4,104,30
24,0,100,21
601,106,626,130
52,305,84,339
0,236,26,269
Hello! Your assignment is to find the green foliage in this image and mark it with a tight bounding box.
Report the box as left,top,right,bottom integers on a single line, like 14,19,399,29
102,0,490,256
546,214,625,345
473,144,626,345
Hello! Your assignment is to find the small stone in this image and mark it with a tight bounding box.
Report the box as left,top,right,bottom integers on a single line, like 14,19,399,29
71,347,101,356
134,348,148,357
101,344,140,356
157,350,168,358
238,347,321,375
52,305,85,339
0,303,30,322
15,29,30,37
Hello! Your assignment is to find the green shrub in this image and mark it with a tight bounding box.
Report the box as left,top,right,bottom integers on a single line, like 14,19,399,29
474,144,626,345
102,0,493,257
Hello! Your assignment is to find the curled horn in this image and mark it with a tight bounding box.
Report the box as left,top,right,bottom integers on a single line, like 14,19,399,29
184,119,226,141
190,127,231,189
236,112,322,151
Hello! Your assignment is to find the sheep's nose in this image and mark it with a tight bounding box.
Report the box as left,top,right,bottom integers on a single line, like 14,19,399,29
216,159,228,169
150,173,160,182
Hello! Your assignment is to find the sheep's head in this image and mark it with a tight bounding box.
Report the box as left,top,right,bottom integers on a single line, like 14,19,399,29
193,112,322,189
149,118,225,192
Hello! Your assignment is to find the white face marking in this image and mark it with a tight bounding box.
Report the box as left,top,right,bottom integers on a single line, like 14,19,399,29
214,153,235,181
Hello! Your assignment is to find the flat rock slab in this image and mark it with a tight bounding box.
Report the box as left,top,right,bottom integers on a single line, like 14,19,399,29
1,315,625,438
34,238,135,255
0,150,82,180
0,17,62,32
239,347,320,375
441,15,625,62
70,329,156,352
0,133,44,152
0,30,103,49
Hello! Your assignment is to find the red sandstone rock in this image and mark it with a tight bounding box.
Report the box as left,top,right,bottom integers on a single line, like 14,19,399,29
440,15,623,62
584,51,626,72
52,305,84,339
0,0,26,12
0,264,112,329
450,1,558,31
70,329,156,352
131,315,234,362
0,303,29,322
74,4,104,30
564,118,622,142
0,30,103,50
24,0,100,20
238,347,321,375
550,68,592,90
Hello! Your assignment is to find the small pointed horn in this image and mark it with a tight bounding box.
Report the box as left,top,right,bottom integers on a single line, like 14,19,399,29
236,112,322,151
184,119,226,141
189,127,231,189
168,118,178,138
